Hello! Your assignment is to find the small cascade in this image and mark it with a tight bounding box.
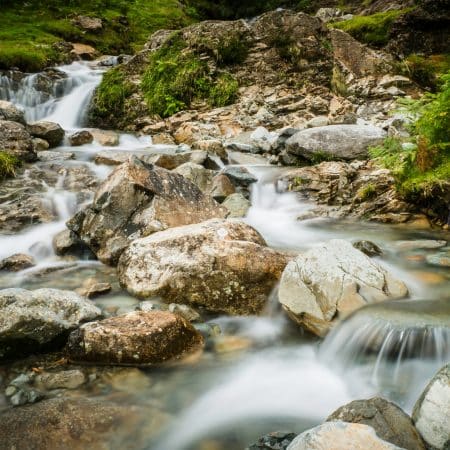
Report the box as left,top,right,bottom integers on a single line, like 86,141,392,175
319,299,450,409
0,62,102,126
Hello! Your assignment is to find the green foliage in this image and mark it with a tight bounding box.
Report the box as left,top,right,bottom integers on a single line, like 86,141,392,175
357,183,377,201
331,9,411,47
90,67,133,118
405,54,450,91
310,150,334,164
216,35,250,66
369,73,450,199
0,0,195,72
0,152,21,180
141,35,239,118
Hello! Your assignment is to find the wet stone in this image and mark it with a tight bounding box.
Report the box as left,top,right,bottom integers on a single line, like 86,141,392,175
247,431,297,450
0,253,35,272
353,240,383,257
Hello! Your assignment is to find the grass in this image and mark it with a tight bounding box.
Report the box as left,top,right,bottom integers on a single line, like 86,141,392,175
405,54,450,91
0,152,21,180
140,33,239,118
331,9,412,47
0,0,195,72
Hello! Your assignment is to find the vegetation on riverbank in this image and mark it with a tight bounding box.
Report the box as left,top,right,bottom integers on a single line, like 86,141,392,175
0,152,21,180
0,0,195,72
370,72,450,216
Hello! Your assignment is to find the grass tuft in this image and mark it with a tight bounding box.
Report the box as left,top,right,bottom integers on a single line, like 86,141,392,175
0,152,21,180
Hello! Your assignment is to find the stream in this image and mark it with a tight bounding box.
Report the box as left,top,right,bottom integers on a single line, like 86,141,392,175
1,61,449,449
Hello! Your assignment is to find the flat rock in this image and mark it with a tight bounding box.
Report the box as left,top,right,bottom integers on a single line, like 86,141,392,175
67,156,226,265
0,288,101,360
413,363,450,450
118,219,289,315
328,397,425,450
66,310,204,366
285,124,386,161
278,239,408,336
287,422,405,450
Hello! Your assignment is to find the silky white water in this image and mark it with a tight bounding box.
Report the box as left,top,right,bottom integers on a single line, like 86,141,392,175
1,61,449,449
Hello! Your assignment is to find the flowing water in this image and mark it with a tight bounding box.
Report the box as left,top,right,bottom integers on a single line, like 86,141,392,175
0,62,449,449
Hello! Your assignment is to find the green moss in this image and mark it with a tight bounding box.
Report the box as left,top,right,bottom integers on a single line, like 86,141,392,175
331,9,412,47
405,54,450,91
357,183,377,201
141,34,239,118
0,152,21,180
90,67,134,119
216,35,250,66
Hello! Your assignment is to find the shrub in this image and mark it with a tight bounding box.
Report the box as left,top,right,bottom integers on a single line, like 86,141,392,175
0,152,21,180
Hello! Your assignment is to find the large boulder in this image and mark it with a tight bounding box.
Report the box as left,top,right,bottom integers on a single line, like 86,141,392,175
0,397,165,450
0,120,37,162
0,100,25,124
0,288,101,360
118,219,289,315
27,121,64,148
278,239,408,336
412,364,450,450
285,125,386,161
66,310,204,366
287,422,404,450
67,156,226,265
328,397,425,450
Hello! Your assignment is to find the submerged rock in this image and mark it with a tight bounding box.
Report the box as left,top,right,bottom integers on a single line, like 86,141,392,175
118,219,289,315
287,421,404,450
27,121,64,148
413,363,450,450
328,397,425,450
67,156,226,265
278,239,408,336
0,288,101,360
285,124,386,161
0,397,164,450
66,310,204,366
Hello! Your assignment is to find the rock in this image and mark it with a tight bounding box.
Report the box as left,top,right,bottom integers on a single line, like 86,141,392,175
0,397,163,450
0,120,36,162
173,162,215,192
222,193,251,218
76,278,111,299
66,310,204,366
72,15,103,32
0,288,101,360
328,397,425,450
118,219,289,315
168,303,201,322
316,8,343,23
194,139,227,159
285,125,386,161
0,253,35,271
287,422,405,450
413,363,450,450
35,370,86,390
222,166,258,187
248,431,297,450
0,100,25,124
353,240,383,257
210,173,236,202
32,137,50,151
225,127,278,154
52,229,93,258
68,130,93,146
91,129,119,146
27,121,64,148
306,116,330,128
278,240,408,336
70,43,99,61
151,132,176,145
425,250,450,267
67,156,226,265
37,150,75,162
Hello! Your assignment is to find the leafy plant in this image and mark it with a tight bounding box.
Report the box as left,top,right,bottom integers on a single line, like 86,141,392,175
0,152,21,180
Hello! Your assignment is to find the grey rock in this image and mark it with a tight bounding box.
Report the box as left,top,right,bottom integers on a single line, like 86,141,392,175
52,229,94,258
173,162,215,193
353,240,383,257
37,150,74,162
27,121,64,148
68,130,93,146
222,166,258,187
286,125,386,161
67,156,226,265
0,100,25,124
247,431,296,449
35,370,86,390
0,288,101,360
118,219,289,315
0,120,37,162
0,253,35,271
222,193,251,218
413,364,450,450
328,397,425,450
279,239,408,336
